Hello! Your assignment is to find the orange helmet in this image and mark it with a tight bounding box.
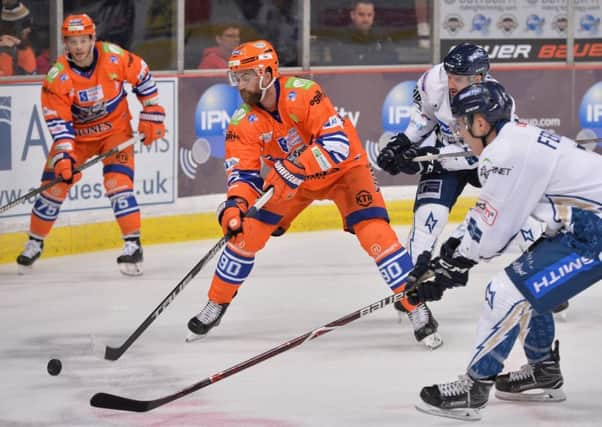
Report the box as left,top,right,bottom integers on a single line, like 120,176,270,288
62,14,96,38
228,40,279,79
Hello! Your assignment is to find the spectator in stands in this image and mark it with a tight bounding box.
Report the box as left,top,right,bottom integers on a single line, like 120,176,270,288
328,0,397,66
0,0,35,76
253,0,299,66
198,23,240,69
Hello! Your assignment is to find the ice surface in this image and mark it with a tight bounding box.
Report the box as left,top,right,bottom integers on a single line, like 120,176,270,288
1,226,601,426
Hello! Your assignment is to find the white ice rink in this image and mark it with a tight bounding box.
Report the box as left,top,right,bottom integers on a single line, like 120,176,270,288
1,226,602,426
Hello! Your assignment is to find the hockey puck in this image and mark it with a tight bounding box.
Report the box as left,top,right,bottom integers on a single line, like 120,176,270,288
47,358,62,376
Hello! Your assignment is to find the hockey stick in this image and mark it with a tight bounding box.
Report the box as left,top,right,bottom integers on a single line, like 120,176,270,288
91,290,407,412
412,136,602,163
0,135,141,214
103,187,275,361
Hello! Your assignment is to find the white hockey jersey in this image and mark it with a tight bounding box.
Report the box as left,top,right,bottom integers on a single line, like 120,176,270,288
405,63,514,171
456,121,602,262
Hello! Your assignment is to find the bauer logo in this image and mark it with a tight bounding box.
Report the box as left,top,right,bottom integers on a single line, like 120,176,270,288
194,83,242,159
578,81,602,138
0,97,11,171
381,81,416,133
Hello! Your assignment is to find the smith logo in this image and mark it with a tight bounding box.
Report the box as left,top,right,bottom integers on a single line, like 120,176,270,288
526,254,598,297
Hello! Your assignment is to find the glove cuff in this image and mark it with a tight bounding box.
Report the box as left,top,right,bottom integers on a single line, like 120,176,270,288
140,105,166,123
216,197,248,224
50,151,74,168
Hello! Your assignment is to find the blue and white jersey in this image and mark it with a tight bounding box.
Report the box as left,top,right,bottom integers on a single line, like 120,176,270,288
456,121,602,262
405,63,515,171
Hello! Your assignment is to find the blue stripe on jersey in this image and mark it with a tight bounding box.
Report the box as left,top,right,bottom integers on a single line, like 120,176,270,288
376,247,412,291
227,169,263,195
103,163,134,181
32,193,63,222
46,119,75,142
109,190,139,218
216,245,255,285
133,72,158,97
314,131,350,164
346,207,389,231
253,209,283,226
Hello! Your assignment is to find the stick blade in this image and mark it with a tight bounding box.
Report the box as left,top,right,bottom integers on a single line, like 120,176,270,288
90,392,152,412
104,345,123,361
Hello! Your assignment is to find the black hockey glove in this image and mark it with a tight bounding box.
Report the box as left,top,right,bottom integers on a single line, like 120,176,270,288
405,251,446,305
377,133,412,175
399,145,444,175
430,237,477,289
376,133,443,176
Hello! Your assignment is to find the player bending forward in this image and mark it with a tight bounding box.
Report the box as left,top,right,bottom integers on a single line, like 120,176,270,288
376,43,545,318
186,40,441,349
16,14,166,276
405,81,602,421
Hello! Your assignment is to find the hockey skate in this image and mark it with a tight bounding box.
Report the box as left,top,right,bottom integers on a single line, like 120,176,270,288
186,300,230,342
395,301,443,350
117,238,143,276
16,238,44,274
416,374,494,421
495,340,565,402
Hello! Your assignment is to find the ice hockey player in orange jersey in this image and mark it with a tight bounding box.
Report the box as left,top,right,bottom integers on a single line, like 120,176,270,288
186,40,442,349
16,14,166,276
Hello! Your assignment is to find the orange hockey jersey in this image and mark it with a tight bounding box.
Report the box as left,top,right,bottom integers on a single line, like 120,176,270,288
41,41,159,150
224,76,368,203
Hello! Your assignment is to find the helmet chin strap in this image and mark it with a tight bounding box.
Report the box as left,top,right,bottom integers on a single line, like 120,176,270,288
258,74,276,102
467,114,494,148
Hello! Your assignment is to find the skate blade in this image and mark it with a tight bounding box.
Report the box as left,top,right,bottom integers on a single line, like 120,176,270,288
415,401,482,421
421,332,443,350
119,262,143,276
495,388,566,402
17,264,34,275
185,332,207,343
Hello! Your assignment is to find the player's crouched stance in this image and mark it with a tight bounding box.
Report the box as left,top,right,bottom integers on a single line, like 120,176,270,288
407,81,602,421
16,14,165,276
186,40,441,349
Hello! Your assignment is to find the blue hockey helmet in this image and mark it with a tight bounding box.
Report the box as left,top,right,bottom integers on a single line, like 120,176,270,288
443,42,490,76
451,81,512,127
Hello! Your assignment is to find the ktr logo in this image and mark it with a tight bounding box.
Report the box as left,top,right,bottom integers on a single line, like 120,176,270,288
0,97,11,171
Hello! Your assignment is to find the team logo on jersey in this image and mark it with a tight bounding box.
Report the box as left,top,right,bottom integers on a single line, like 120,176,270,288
578,81,602,142
78,85,104,103
288,91,297,101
